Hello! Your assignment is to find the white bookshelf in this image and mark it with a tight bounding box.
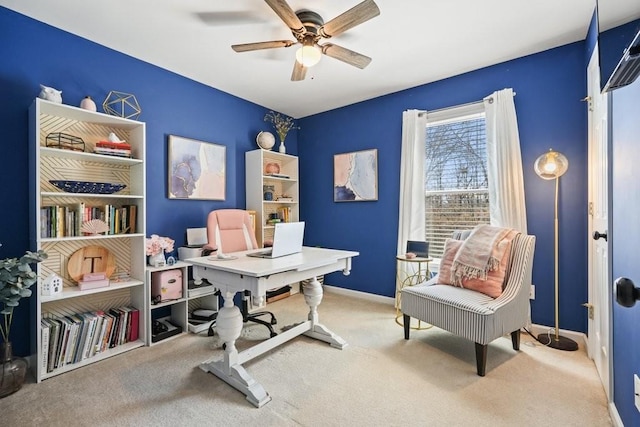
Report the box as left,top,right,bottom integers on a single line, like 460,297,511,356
29,98,146,382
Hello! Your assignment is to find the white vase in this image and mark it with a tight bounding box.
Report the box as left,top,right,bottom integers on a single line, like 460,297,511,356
80,96,97,112
279,140,286,154
148,252,166,267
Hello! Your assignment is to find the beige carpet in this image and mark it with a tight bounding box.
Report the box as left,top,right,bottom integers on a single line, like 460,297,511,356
1,291,611,426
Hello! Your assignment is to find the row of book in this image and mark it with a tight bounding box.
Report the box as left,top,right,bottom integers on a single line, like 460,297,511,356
276,206,292,223
93,140,132,158
40,203,137,238
40,306,140,374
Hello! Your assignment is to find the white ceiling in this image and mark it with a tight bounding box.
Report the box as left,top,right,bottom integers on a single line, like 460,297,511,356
2,0,639,118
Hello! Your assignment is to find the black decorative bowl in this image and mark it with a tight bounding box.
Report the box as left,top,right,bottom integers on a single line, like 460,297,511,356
49,180,127,194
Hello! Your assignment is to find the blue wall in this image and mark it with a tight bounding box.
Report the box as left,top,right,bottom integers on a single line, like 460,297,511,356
1,6,589,360
611,74,640,427
0,7,298,355
298,43,589,335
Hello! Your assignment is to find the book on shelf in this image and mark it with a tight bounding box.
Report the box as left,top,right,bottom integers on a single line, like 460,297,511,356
101,313,115,353
128,307,140,342
88,311,105,359
78,278,109,291
96,140,131,150
41,319,50,372
94,147,132,158
47,318,61,372
108,308,121,349
71,314,88,364
90,311,107,357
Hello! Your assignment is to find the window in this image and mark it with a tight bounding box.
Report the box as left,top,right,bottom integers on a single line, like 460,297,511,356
425,109,490,258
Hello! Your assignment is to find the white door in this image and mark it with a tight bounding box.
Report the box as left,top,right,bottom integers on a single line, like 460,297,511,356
587,47,610,399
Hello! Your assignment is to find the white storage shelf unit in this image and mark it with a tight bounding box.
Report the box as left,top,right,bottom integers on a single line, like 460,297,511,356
146,262,218,346
29,98,146,382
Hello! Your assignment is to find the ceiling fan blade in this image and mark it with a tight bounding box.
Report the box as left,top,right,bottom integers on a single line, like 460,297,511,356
232,40,295,52
291,60,307,81
264,0,305,34
321,43,372,69
319,0,380,38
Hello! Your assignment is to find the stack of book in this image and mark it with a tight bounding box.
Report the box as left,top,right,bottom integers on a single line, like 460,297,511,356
40,306,140,374
94,140,131,158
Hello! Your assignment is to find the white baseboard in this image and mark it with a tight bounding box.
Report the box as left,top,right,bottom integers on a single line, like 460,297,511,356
609,401,624,427
323,284,395,306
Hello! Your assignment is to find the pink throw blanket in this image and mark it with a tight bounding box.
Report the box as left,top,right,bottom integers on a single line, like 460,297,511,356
451,225,516,285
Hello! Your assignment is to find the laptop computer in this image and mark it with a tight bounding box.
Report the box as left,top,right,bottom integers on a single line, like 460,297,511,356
247,221,305,259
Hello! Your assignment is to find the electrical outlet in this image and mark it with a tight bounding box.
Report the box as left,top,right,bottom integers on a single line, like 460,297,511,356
635,374,640,412
529,284,535,300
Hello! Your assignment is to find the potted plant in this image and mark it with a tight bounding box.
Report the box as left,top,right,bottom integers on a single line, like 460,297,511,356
145,235,175,267
0,243,47,398
264,110,298,154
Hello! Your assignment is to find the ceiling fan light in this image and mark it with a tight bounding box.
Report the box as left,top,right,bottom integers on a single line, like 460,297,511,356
296,44,321,67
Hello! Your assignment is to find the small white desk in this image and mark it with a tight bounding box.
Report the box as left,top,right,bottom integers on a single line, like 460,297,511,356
188,246,359,407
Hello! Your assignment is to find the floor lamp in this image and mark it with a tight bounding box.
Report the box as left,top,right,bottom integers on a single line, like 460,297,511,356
534,149,578,351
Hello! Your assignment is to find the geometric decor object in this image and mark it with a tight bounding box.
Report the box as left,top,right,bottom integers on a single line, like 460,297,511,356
102,90,142,120
533,148,577,351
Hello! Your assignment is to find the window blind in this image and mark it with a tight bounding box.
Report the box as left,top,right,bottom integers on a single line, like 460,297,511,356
425,115,489,258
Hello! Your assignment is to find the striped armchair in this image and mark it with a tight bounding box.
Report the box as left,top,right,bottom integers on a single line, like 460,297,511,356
401,231,536,376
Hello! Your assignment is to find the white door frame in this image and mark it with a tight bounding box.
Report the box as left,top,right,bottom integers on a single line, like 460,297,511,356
587,45,612,400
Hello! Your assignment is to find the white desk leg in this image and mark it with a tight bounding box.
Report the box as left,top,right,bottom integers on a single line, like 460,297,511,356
302,276,347,349
199,291,271,407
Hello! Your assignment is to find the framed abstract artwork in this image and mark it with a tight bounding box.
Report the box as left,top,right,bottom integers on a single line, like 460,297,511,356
334,148,378,202
168,135,226,200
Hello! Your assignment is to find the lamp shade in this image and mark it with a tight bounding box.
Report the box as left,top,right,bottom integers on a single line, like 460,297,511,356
534,149,568,180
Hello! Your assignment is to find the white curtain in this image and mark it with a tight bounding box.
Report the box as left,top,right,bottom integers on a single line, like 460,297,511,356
484,88,528,233
397,110,427,255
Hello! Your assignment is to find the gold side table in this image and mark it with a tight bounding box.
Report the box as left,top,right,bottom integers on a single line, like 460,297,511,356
395,255,433,329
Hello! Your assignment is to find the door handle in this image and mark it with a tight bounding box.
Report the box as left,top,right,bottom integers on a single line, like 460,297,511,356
592,230,607,241
615,277,640,308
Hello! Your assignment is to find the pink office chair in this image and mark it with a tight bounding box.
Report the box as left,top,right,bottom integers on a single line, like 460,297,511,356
204,209,278,338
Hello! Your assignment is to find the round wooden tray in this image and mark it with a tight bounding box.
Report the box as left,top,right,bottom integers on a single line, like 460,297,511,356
67,245,116,282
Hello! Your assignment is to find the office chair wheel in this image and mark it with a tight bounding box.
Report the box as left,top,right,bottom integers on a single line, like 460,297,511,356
222,343,226,350
270,331,278,338
271,318,277,325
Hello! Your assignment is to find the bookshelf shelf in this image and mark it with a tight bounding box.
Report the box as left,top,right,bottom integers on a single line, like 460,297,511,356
30,98,147,383
39,340,145,381
40,147,143,165
40,279,145,303
41,192,143,199
39,233,145,243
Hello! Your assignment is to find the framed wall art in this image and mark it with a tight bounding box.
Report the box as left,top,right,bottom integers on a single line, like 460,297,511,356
334,148,378,202
168,135,226,200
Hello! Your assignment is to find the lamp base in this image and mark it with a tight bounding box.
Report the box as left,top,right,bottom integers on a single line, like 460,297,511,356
537,333,579,351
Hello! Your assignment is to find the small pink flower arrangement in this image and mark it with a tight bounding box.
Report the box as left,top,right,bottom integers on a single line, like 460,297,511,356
145,235,174,256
